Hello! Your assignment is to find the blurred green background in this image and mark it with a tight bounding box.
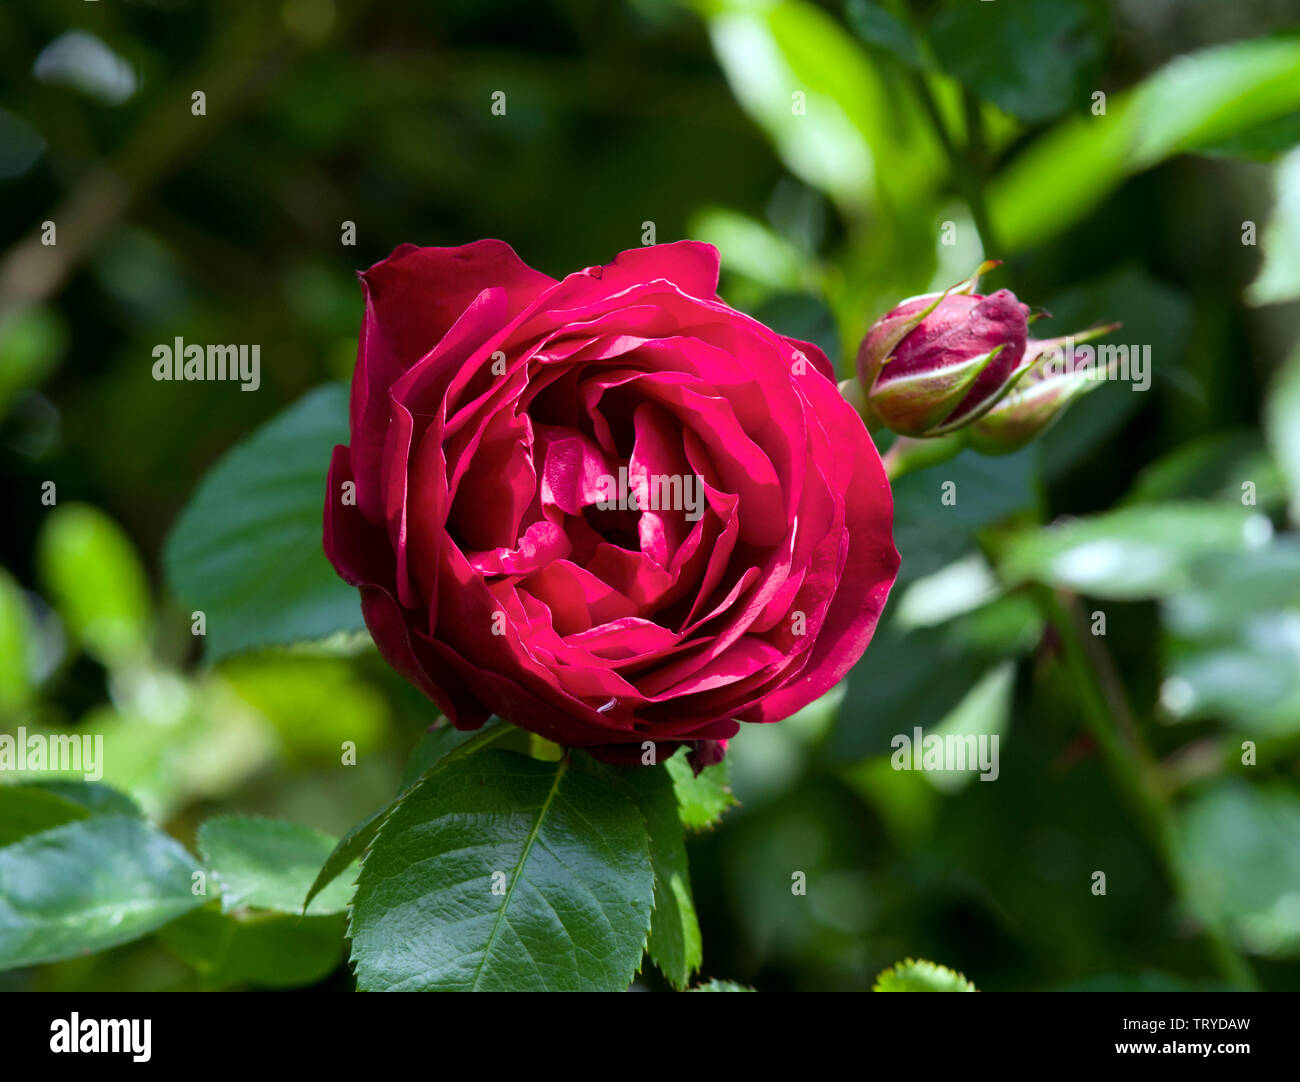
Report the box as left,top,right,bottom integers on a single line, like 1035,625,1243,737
2,0,1300,991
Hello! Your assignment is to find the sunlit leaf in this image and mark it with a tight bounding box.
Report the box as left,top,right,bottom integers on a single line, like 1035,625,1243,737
873,957,975,992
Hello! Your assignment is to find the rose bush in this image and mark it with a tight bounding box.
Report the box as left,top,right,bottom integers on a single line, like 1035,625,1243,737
325,240,899,767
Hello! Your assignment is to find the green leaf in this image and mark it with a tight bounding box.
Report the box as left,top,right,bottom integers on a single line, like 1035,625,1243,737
665,748,737,831
1248,146,1300,306
1265,340,1300,527
1177,781,1300,958
690,978,755,991
1164,645,1300,736
894,553,1000,630
197,815,353,916
873,958,976,992
37,503,151,667
836,619,981,762
158,904,345,990
163,384,363,661
0,815,203,969
622,764,702,990
1000,503,1271,600
0,786,90,847
929,0,1100,123
0,567,45,717
1164,543,1300,642
990,37,1300,250
349,750,653,991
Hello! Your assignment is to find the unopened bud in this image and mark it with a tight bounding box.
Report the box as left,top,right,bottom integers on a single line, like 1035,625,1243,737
856,262,1033,438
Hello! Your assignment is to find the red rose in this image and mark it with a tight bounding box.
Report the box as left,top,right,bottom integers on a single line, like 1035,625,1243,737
325,240,898,767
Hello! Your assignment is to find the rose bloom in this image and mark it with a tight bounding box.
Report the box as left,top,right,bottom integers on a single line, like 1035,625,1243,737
325,240,898,768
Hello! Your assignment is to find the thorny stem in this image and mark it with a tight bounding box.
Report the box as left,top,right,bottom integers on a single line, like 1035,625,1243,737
1039,588,1259,990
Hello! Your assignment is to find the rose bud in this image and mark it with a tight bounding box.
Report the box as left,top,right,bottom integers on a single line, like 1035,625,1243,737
325,240,900,770
967,324,1122,454
856,262,1034,438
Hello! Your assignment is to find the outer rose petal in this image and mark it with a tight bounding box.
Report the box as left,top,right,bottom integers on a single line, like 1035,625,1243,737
350,242,554,522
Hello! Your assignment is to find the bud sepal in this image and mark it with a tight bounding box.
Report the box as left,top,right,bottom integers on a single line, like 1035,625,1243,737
966,323,1123,454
